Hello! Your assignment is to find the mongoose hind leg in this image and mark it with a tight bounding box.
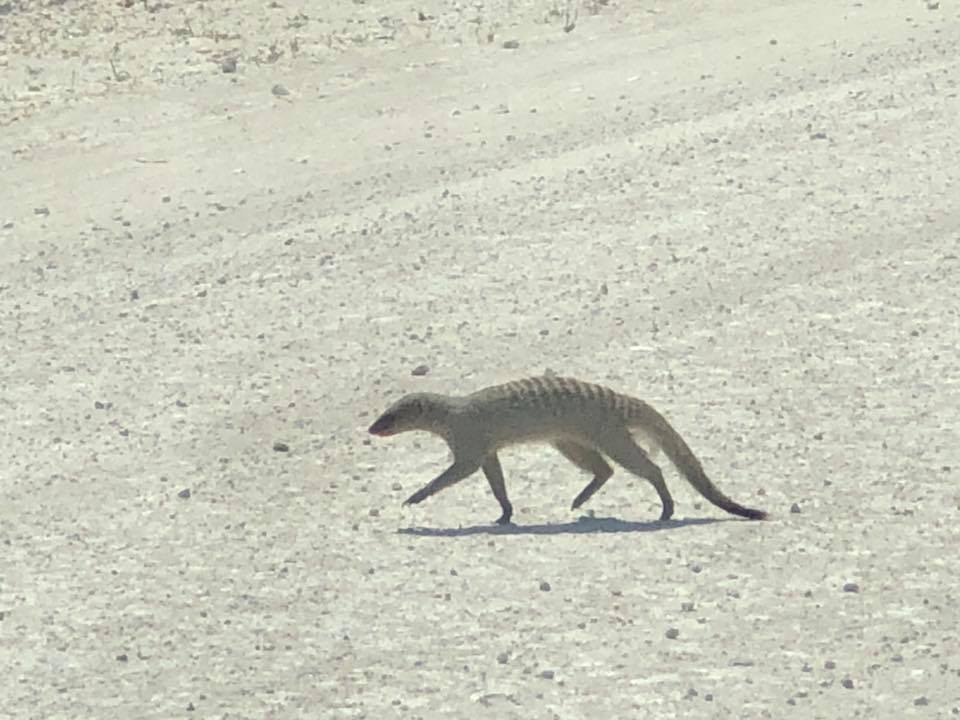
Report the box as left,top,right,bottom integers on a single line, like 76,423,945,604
482,454,513,525
594,433,675,521
553,440,614,511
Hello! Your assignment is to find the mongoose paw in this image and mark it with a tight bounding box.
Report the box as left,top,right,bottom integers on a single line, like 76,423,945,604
571,496,589,511
403,489,426,506
495,513,513,526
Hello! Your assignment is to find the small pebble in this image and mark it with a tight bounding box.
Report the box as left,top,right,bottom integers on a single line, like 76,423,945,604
116,653,128,662
665,627,679,639
497,652,509,664
539,669,555,679
539,581,551,592
841,678,854,689
790,503,801,513
369,508,379,517
825,660,836,669
273,441,290,452
272,83,290,97
681,602,695,612
221,57,237,73
502,39,520,49
690,563,702,573
842,582,860,593
411,364,429,376
915,697,929,706
177,488,191,499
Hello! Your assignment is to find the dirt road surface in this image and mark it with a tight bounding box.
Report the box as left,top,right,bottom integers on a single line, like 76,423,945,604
2,0,958,717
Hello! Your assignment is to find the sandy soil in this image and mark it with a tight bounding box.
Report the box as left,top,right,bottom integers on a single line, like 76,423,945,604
2,0,959,717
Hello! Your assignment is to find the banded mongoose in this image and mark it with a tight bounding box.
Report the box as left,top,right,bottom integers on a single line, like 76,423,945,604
368,374,768,524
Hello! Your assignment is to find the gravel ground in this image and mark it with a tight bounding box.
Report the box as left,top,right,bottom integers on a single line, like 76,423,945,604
1,0,958,718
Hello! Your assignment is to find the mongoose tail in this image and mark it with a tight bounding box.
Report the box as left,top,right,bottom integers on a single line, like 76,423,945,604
634,402,768,521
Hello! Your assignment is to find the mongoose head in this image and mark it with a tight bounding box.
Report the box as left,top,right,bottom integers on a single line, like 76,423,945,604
368,393,452,437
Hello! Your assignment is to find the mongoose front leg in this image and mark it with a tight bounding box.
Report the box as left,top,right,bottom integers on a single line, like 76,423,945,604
481,453,513,525
553,440,614,511
403,459,481,508
595,433,675,521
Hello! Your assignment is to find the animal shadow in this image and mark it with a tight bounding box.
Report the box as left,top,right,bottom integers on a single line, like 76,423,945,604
398,514,727,538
